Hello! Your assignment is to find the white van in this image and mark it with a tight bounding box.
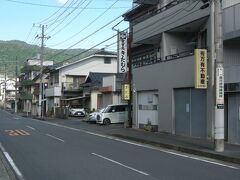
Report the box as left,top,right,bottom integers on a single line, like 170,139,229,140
96,104,128,125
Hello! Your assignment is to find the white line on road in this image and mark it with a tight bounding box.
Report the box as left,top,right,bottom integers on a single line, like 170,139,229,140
0,143,25,180
46,134,65,143
92,153,149,176
26,126,36,131
30,120,240,170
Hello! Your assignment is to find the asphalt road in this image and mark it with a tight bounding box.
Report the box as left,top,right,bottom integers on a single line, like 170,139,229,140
0,110,240,180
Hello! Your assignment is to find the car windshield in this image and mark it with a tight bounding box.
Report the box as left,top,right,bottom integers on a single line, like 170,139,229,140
70,105,83,109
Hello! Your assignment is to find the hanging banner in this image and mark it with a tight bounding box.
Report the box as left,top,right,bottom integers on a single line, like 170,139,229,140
122,84,130,100
194,49,207,89
118,31,128,73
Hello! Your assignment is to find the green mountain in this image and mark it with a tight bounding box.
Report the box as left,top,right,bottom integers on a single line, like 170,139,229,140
0,40,95,77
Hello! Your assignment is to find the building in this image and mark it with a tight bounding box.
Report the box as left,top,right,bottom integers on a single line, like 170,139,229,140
82,72,125,111
124,0,240,144
45,51,118,115
0,74,16,109
19,58,53,115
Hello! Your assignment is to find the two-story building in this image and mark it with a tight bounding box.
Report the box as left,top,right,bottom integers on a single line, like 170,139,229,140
19,58,53,115
45,50,118,115
124,0,240,144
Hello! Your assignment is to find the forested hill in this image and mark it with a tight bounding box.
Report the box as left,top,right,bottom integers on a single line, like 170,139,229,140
0,40,94,77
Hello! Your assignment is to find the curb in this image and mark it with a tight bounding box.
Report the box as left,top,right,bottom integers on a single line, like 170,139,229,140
0,145,17,180
112,134,240,165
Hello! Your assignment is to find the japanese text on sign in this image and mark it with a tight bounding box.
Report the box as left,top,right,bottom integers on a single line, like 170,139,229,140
194,49,207,89
122,84,130,100
216,64,224,107
118,31,128,73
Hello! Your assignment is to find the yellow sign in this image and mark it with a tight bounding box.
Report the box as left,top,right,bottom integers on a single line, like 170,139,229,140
122,84,130,100
194,49,207,89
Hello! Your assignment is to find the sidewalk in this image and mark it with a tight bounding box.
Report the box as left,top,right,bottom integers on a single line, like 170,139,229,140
22,114,240,165
108,127,240,165
0,150,15,180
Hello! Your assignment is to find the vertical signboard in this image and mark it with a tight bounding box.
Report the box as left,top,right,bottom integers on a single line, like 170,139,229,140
216,64,224,109
194,49,207,89
122,84,130,100
118,31,128,73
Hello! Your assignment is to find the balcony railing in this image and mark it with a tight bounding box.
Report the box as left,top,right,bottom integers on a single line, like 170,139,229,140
19,94,33,100
165,50,194,61
133,50,194,69
131,0,185,24
64,82,83,91
20,80,35,86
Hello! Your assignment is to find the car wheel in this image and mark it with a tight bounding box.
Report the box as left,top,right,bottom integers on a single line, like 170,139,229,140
103,118,111,125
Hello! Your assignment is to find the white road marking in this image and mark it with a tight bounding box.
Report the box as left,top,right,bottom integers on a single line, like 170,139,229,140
14,117,21,120
30,119,240,170
46,134,65,143
0,143,25,180
92,153,149,176
26,126,36,131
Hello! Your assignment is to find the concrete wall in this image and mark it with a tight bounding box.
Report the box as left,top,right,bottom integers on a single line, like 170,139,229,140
223,3,240,40
223,0,240,8
133,55,195,133
133,1,210,43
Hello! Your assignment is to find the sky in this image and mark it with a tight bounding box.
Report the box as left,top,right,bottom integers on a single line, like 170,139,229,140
0,0,133,50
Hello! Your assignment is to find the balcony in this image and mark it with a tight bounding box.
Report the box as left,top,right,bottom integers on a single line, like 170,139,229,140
21,65,41,73
133,49,194,69
64,82,83,92
19,94,33,100
45,86,61,97
132,1,210,44
20,80,35,86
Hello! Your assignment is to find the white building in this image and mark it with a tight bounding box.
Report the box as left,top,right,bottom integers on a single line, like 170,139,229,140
45,51,118,115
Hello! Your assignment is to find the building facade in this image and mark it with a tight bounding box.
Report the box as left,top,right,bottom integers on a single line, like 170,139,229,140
124,0,240,144
45,51,118,115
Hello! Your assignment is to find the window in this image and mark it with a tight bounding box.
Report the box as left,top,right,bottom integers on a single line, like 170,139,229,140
54,74,59,84
115,105,127,112
104,57,111,64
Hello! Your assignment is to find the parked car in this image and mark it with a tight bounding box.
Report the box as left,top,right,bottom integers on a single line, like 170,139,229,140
96,104,128,125
87,108,105,123
69,105,86,117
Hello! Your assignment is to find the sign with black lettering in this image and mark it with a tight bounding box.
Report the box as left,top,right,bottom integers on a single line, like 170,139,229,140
194,49,207,89
118,31,128,73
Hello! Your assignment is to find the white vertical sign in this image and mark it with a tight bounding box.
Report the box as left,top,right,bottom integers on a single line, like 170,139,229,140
118,31,128,73
216,64,224,108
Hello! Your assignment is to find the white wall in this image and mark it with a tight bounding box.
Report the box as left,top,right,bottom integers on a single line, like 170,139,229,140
90,91,100,111
103,75,116,91
59,56,117,85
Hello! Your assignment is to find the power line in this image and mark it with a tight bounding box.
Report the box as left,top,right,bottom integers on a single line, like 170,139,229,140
48,15,123,60
54,33,121,67
4,0,130,9
38,0,71,24
138,1,202,38
49,0,93,37
50,0,121,47
46,0,79,27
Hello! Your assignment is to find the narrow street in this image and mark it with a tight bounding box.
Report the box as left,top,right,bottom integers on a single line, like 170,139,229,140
0,110,239,180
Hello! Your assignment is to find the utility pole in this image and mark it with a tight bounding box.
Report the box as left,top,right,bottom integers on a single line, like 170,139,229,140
36,25,50,118
213,0,224,152
128,31,133,128
15,56,18,113
4,64,6,109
